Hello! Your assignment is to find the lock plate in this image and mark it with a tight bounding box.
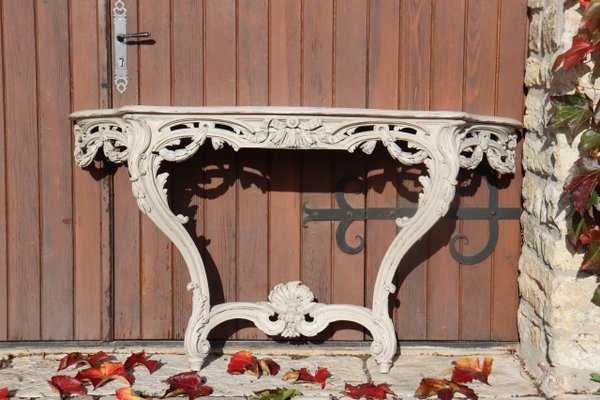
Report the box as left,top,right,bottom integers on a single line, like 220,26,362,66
113,0,128,94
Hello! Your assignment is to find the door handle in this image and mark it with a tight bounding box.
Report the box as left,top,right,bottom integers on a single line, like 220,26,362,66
116,32,151,43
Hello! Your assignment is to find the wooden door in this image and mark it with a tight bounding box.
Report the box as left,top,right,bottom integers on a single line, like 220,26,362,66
0,0,526,342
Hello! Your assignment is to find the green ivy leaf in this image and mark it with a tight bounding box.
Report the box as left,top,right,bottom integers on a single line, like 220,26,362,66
579,130,600,153
253,388,302,400
583,1,600,32
590,372,600,382
568,211,587,248
581,233,600,273
550,93,594,136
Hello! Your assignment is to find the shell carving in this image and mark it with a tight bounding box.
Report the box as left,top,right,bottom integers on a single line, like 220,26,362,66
267,281,318,337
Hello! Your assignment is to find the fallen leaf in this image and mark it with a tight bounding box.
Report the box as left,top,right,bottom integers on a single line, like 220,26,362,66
414,378,477,400
0,355,14,370
227,350,280,378
76,361,134,389
57,351,110,371
253,387,302,400
451,358,493,385
282,367,330,389
258,358,280,376
162,371,213,400
341,382,396,399
124,350,160,373
47,376,87,398
116,387,152,400
227,350,259,376
0,387,9,399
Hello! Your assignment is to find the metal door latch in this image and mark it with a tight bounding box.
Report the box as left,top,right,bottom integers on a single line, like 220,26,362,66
112,1,151,94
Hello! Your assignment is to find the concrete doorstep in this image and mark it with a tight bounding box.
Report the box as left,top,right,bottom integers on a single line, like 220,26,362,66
0,343,550,399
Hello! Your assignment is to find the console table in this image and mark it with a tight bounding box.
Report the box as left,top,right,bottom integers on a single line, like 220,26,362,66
71,106,520,373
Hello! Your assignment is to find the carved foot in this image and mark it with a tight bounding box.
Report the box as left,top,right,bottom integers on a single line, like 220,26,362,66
378,361,392,374
189,357,204,371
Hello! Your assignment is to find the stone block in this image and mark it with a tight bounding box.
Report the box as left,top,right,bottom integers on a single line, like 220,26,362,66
522,133,554,176
547,274,600,336
517,305,548,377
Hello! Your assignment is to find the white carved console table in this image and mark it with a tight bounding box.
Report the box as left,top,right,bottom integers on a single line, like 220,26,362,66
71,106,520,373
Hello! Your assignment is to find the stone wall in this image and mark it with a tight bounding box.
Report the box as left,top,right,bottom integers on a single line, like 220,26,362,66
521,0,600,396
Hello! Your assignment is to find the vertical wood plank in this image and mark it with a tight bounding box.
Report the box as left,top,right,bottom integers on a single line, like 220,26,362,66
0,1,7,340
268,0,302,288
204,0,237,339
3,0,41,340
365,0,399,320
301,0,334,328
71,0,107,340
138,0,173,339
111,0,142,339
331,0,367,340
36,0,73,340
492,0,527,341
395,0,432,340
171,0,204,339
236,0,269,340
427,0,465,340
460,0,500,340
98,0,112,342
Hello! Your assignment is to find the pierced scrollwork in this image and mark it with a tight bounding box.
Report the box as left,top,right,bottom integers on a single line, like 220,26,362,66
74,121,129,167
459,125,517,174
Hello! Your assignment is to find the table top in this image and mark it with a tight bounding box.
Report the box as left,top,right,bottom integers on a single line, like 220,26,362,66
70,105,522,128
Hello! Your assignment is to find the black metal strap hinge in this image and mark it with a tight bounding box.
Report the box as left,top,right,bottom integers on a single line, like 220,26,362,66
302,175,520,265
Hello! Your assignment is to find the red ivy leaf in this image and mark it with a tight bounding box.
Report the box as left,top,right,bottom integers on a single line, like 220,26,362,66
47,376,87,397
227,350,258,376
581,228,600,273
553,34,600,72
162,372,213,400
564,156,600,214
451,358,493,385
258,358,280,376
0,387,9,399
57,351,110,371
124,350,160,374
282,367,330,389
115,387,152,400
414,378,478,400
226,350,280,378
76,361,134,389
581,0,592,7
341,382,396,400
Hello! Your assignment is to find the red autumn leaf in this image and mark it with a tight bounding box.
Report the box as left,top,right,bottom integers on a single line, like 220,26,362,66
553,34,600,72
451,358,493,385
227,350,258,376
341,382,396,400
76,361,134,389
581,227,600,273
115,387,152,400
581,0,592,7
162,371,213,400
124,350,160,373
282,367,330,389
0,387,9,399
226,350,280,378
47,376,87,397
258,357,280,376
563,156,600,214
57,351,110,371
414,378,477,400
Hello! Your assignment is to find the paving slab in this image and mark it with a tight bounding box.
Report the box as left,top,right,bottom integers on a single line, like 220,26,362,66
0,343,546,399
